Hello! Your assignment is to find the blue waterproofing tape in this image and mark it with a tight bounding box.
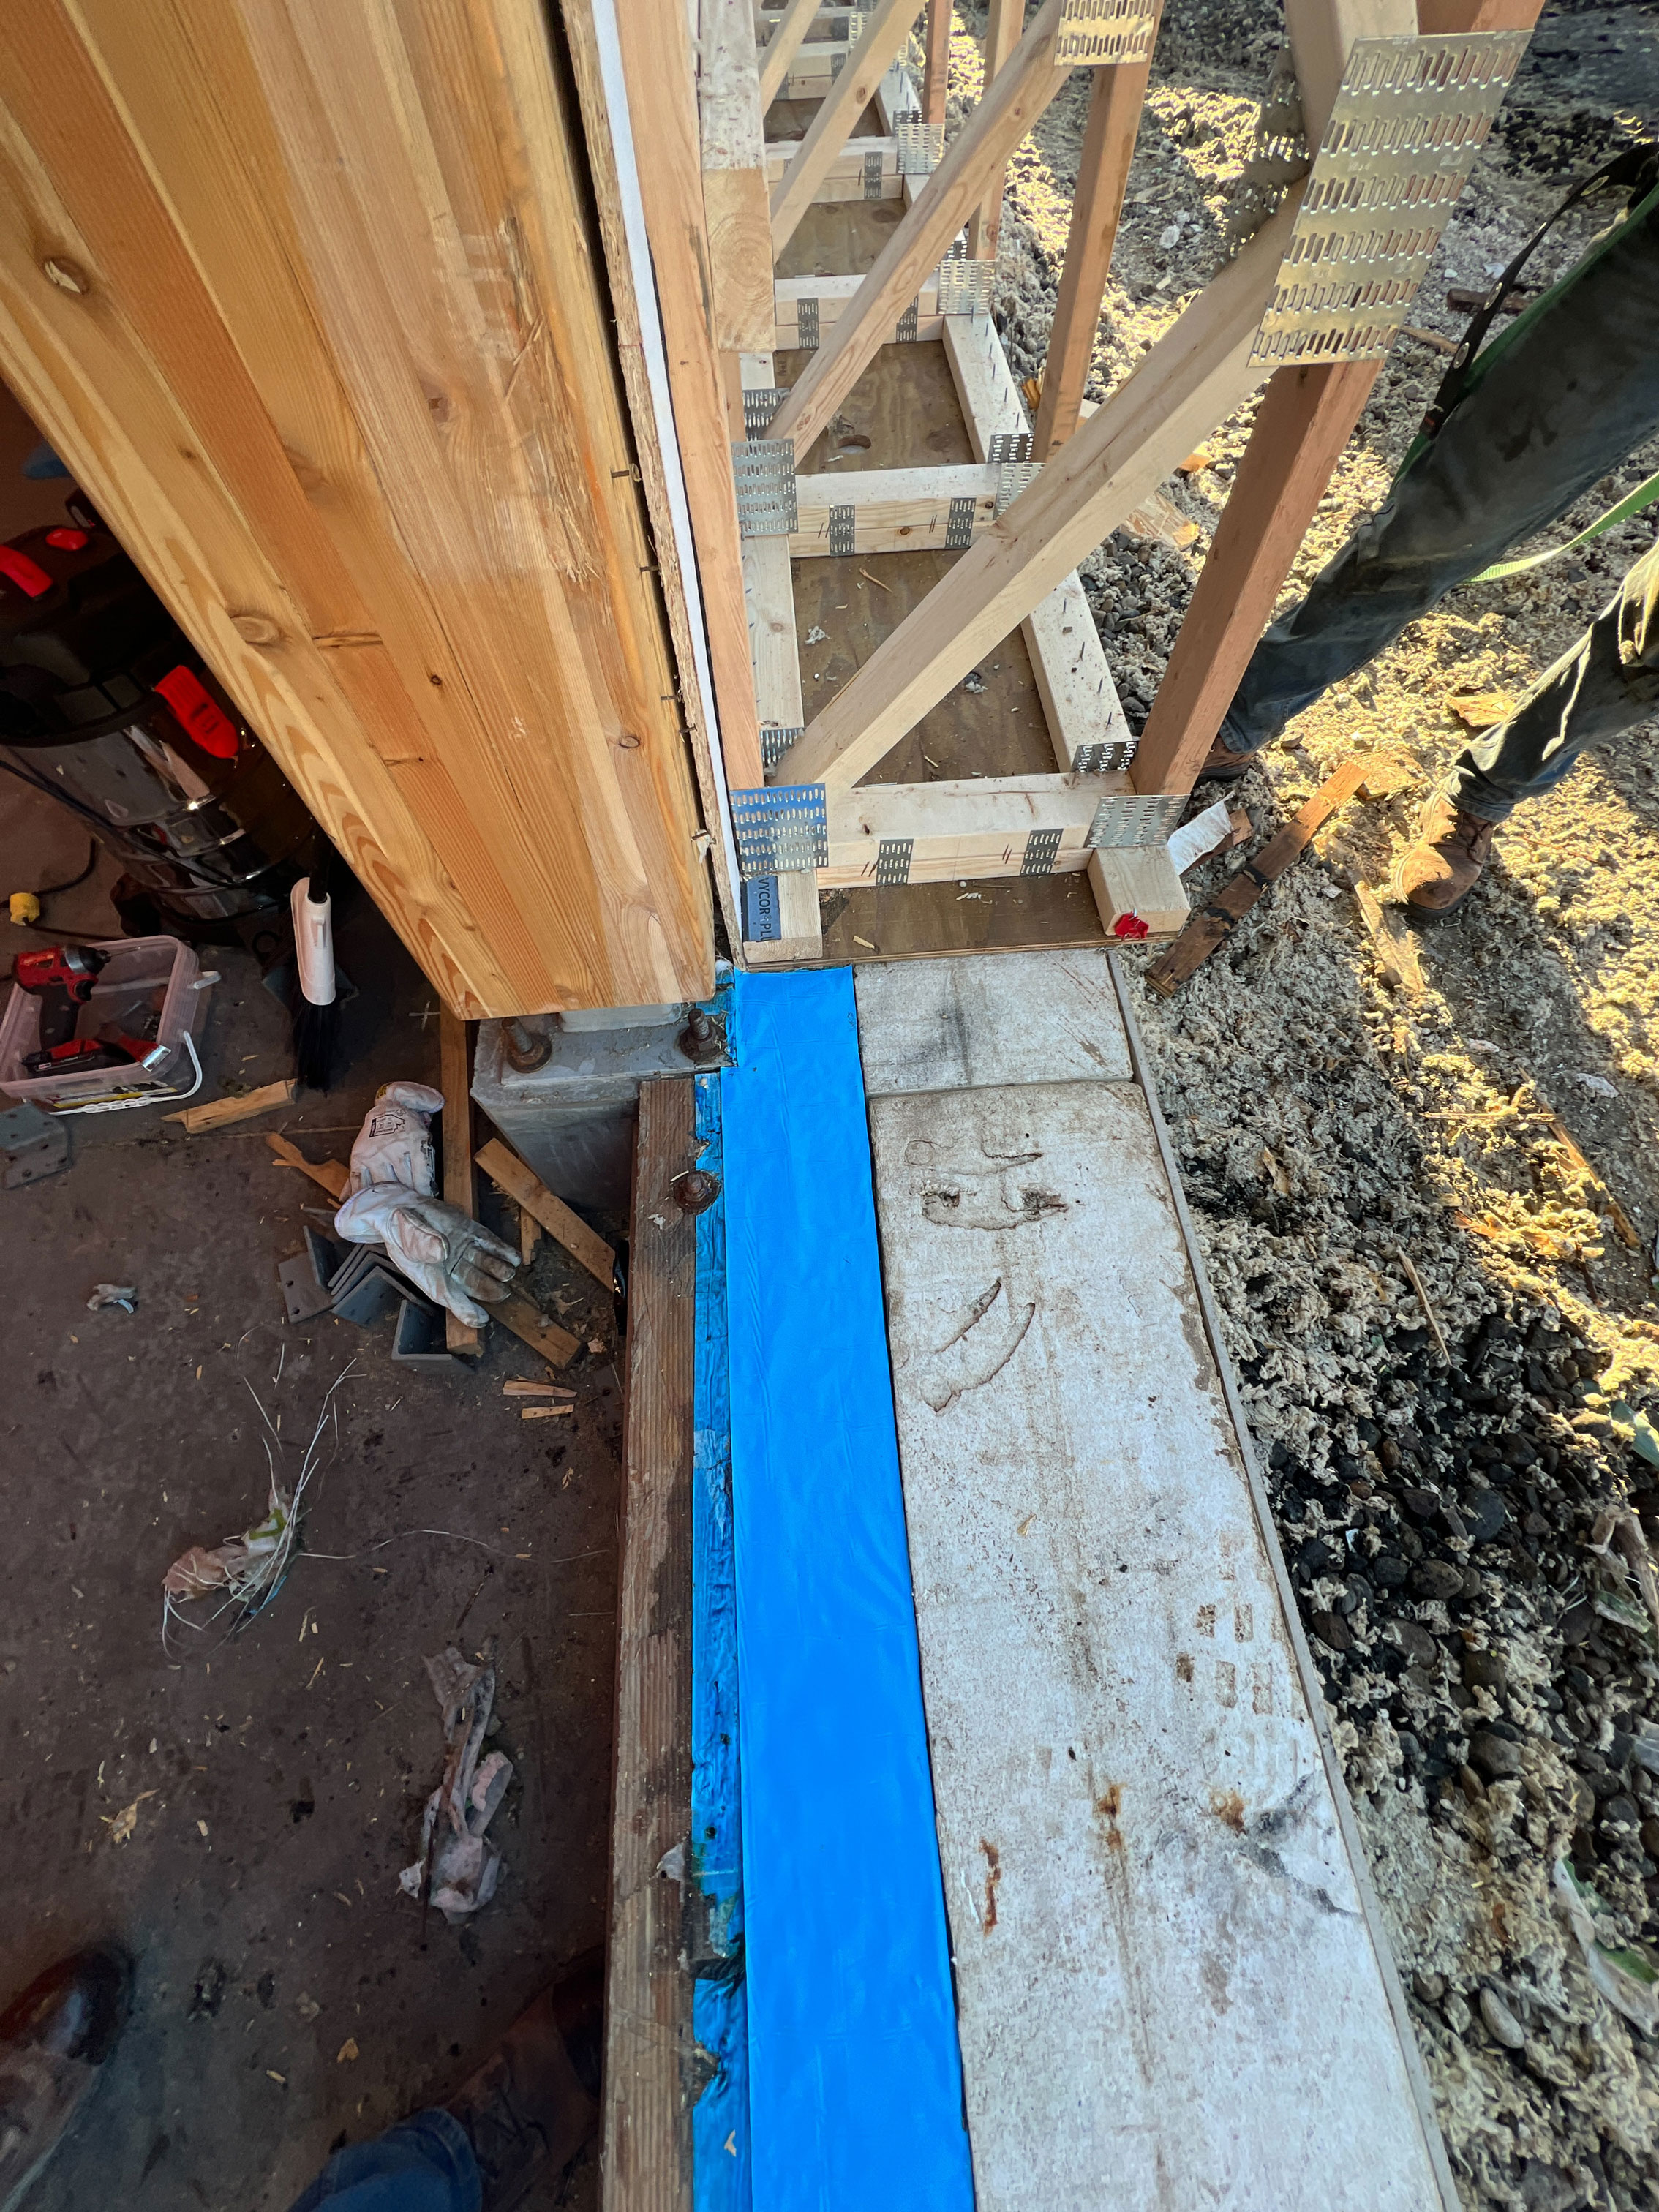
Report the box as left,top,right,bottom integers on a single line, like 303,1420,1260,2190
721,967,972,2212
691,1066,750,2205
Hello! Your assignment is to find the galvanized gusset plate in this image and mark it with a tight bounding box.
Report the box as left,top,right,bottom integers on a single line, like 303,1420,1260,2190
1056,0,1161,65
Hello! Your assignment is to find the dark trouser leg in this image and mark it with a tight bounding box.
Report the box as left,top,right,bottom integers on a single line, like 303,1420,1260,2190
1214,198,1659,756
285,2110,481,2212
1450,543,1659,819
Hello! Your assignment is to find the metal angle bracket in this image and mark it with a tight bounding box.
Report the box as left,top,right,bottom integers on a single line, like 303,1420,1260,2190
875,837,914,886
1021,827,1064,876
761,723,803,773
863,149,884,200
828,503,856,555
742,386,790,437
731,784,829,879
1084,791,1186,850
944,495,978,551
1252,31,1530,367
937,257,994,318
1057,0,1161,64
795,296,820,351
731,440,798,538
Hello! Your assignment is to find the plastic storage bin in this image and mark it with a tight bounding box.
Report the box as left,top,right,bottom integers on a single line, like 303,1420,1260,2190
0,934,212,1111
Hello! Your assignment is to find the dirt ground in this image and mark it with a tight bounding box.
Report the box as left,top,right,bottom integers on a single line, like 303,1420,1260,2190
0,836,620,2211
933,1,1659,2205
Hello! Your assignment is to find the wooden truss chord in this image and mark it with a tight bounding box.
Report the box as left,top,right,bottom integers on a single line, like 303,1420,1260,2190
700,0,775,350
922,0,953,124
966,0,1026,260
758,0,823,110
791,462,1000,557
772,272,943,350
770,0,927,255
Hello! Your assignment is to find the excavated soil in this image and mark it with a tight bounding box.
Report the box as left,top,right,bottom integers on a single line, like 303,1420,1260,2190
930,2,1659,2203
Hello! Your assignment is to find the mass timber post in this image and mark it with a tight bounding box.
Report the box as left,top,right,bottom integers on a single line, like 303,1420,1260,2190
767,0,1075,457
770,0,927,255
759,0,821,110
1031,18,1161,460
616,0,766,791
0,0,712,1017
965,0,1026,260
922,0,954,123
701,0,777,351
1128,0,1543,799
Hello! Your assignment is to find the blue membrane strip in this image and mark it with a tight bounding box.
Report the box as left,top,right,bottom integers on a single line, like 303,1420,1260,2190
691,1061,750,2207
720,968,972,2212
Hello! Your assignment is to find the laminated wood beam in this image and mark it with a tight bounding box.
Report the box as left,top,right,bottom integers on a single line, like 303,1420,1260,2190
922,0,953,124
773,199,1301,790
1031,31,1158,460
769,0,927,255
965,0,1025,260
700,0,776,350
617,0,767,790
758,0,821,109
766,0,1075,458
0,0,714,1017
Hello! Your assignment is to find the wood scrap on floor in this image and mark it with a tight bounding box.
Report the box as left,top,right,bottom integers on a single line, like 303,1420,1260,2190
489,1287,579,1369
165,1079,295,1132
1146,753,1395,996
503,1380,574,1398
1448,691,1518,730
266,1130,350,1199
1536,1100,1641,1251
475,1137,617,1290
1353,881,1426,993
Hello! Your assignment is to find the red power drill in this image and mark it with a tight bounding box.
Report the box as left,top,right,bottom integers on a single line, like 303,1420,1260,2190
8,944,158,1077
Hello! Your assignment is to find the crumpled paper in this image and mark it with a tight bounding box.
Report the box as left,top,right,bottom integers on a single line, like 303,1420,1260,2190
398,1645,514,1923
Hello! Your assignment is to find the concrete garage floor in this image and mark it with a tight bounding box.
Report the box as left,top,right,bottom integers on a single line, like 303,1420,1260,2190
0,889,622,2211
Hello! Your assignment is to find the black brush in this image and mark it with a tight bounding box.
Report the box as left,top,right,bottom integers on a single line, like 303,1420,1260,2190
288,847,340,1093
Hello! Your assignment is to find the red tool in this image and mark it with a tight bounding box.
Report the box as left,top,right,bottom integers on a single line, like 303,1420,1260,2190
23,1033,164,1078
11,944,109,1050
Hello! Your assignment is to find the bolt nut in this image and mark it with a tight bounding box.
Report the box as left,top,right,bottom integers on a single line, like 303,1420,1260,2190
672,1169,720,1216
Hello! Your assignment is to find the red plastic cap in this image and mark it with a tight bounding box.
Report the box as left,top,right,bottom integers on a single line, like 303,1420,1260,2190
0,545,53,598
154,665,240,759
45,527,89,551
1112,912,1150,941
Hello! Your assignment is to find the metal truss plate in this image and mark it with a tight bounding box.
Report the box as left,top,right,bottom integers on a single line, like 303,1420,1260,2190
1072,734,1139,774
863,150,884,200
895,119,943,176
795,296,820,350
876,837,913,887
1252,31,1530,366
988,429,1033,465
1057,0,1161,65
937,257,994,317
894,296,919,342
1022,827,1064,877
731,785,828,879
732,440,798,538
828,503,856,556
995,461,1041,514
761,723,803,772
1085,791,1186,850
944,495,978,552
742,386,789,437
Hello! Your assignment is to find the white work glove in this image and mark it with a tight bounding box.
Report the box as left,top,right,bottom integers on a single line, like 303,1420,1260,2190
344,1080,444,1200
334,1080,519,1325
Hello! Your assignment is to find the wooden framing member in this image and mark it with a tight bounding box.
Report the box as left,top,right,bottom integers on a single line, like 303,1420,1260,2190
764,135,905,198
758,0,822,110
700,0,776,351
603,1076,697,2211
966,0,1025,260
770,0,927,255
773,198,1302,791
773,37,857,98
616,0,766,790
792,462,1000,557
922,0,953,124
772,272,943,350
767,0,1075,459
1031,16,1161,460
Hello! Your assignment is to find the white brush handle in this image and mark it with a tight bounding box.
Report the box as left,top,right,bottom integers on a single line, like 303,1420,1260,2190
290,876,336,1007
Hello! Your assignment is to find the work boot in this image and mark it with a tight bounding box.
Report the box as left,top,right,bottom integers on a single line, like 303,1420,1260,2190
1195,736,1255,784
0,1947,132,2212
1393,793,1499,918
447,1951,602,2211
